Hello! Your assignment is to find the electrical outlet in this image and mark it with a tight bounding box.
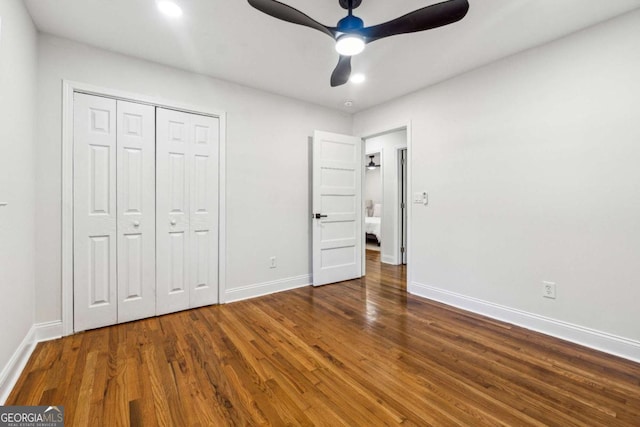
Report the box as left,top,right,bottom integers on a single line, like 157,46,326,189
269,256,277,269
542,281,556,299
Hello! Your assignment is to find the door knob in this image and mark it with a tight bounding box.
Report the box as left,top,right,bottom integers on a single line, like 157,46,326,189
170,219,177,226
133,221,140,227
314,213,328,219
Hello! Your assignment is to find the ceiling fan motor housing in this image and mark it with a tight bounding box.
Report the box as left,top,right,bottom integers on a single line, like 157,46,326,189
339,0,362,10
337,15,364,32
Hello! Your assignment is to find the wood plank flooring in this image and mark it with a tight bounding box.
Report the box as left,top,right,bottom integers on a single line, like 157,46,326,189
8,251,640,426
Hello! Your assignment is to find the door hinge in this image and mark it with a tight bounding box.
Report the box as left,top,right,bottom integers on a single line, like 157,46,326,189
401,202,405,209
401,247,405,253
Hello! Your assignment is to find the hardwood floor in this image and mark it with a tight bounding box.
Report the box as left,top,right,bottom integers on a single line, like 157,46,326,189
8,251,640,426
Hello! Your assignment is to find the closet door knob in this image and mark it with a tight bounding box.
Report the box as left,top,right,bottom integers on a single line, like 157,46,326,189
170,219,177,226
133,221,140,227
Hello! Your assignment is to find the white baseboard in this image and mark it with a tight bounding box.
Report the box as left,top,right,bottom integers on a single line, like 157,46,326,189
381,254,397,265
0,326,36,404
409,281,640,364
34,320,63,343
225,274,311,303
0,321,64,404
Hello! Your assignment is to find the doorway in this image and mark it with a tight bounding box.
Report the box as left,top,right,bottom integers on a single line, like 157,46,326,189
362,128,408,268
310,125,409,287
364,151,382,252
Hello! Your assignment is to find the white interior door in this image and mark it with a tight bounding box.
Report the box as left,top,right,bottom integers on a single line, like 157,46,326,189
156,108,219,315
312,130,363,286
189,114,219,308
74,93,118,331
156,109,191,315
116,100,156,323
74,95,220,329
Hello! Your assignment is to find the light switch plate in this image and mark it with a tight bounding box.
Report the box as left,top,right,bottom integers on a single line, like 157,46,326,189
413,192,428,205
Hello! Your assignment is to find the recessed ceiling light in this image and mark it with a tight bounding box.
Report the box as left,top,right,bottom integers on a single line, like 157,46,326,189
157,1,183,18
344,100,354,107
350,73,366,84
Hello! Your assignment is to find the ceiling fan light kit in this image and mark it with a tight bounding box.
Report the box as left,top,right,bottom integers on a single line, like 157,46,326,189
335,34,365,56
248,0,470,87
367,155,380,170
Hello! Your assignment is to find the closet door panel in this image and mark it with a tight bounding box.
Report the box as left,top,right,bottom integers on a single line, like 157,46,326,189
74,93,118,332
156,108,191,315
190,115,219,307
117,100,156,323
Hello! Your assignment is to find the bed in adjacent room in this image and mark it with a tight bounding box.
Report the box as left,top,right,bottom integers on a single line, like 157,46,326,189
365,203,382,246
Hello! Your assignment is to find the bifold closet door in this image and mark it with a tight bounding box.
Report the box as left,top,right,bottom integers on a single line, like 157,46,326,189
74,94,117,331
74,93,156,332
116,100,156,323
156,108,219,315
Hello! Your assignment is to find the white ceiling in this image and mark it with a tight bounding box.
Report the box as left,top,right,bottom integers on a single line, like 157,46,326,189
25,0,640,112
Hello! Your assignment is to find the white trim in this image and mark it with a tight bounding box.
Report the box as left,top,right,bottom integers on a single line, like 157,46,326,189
388,146,406,266
0,322,64,404
381,254,396,264
218,114,227,303
225,275,311,303
360,143,366,276
62,80,222,117
376,147,385,264
61,80,227,334
0,326,36,404
402,121,413,286
61,81,74,336
34,321,63,343
397,146,408,265
409,281,640,363
361,122,409,141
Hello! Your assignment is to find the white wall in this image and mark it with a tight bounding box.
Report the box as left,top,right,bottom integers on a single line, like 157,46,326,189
354,10,640,359
0,1,37,399
364,152,382,208
35,34,352,323
365,130,407,264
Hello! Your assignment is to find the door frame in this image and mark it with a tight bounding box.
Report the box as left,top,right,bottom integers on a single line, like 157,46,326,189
61,80,227,336
399,147,408,265
363,148,383,270
360,122,412,284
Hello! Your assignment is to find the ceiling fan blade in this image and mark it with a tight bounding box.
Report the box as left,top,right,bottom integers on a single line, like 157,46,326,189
330,56,352,87
361,0,469,42
248,0,336,39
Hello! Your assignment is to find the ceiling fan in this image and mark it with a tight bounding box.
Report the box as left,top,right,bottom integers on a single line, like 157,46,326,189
366,155,380,170
247,0,470,87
